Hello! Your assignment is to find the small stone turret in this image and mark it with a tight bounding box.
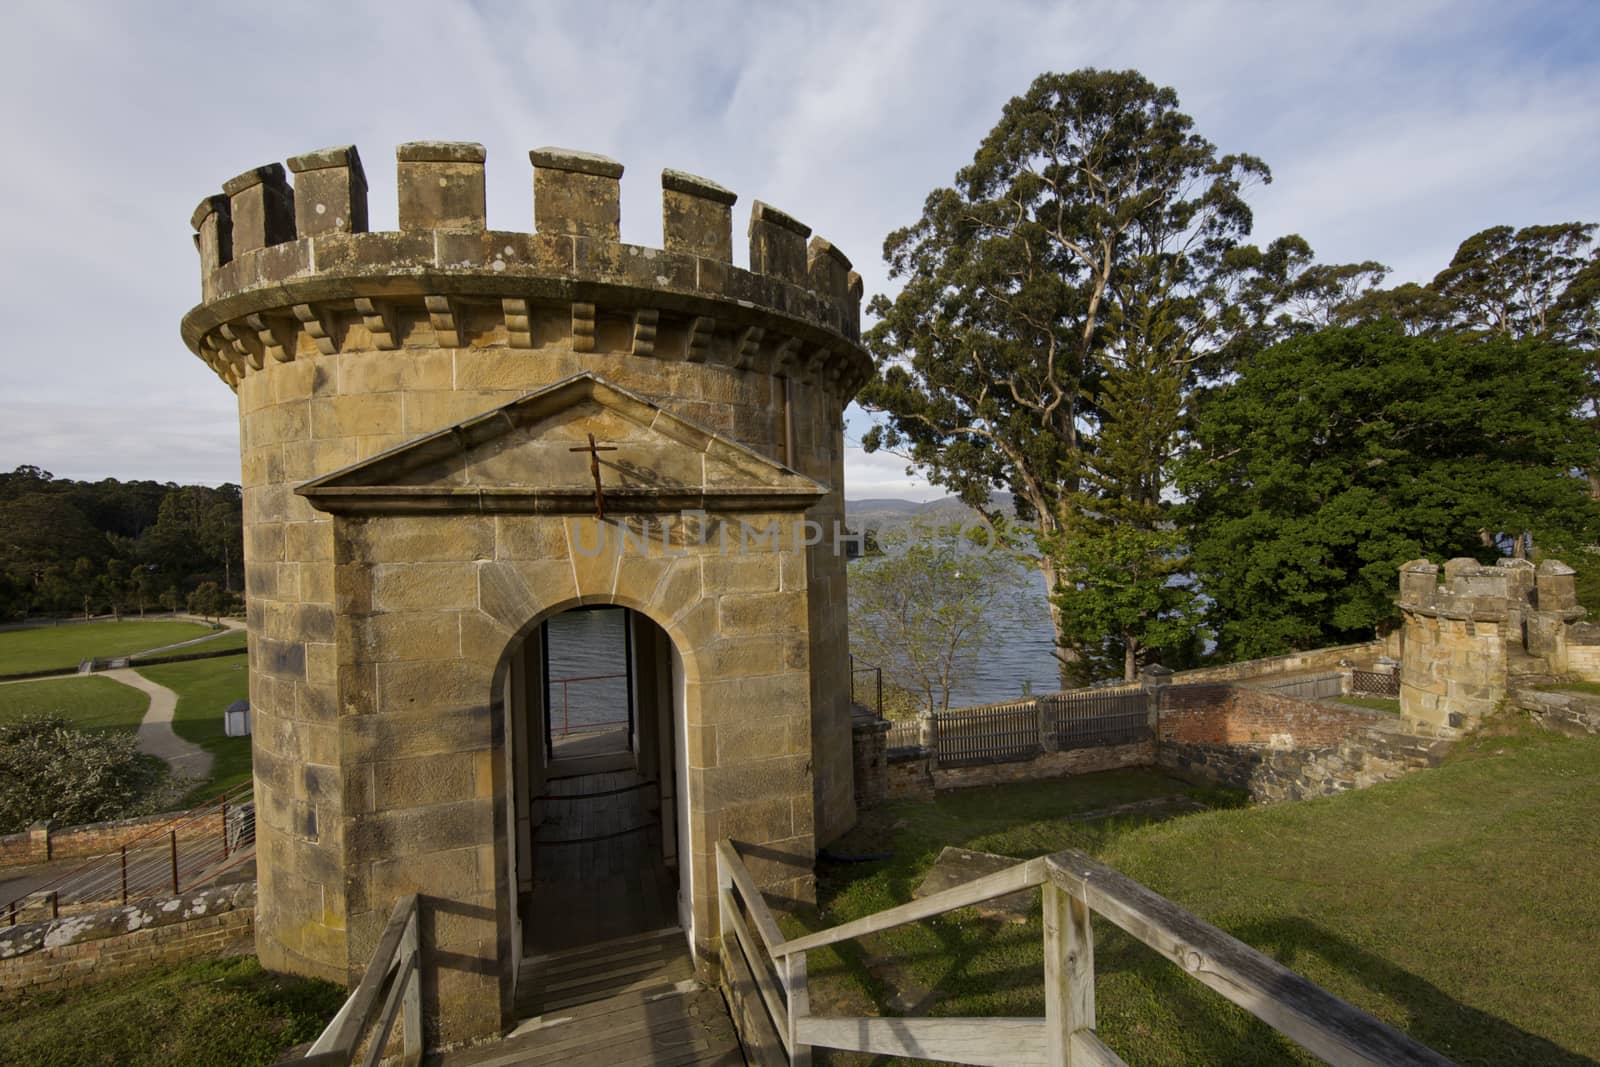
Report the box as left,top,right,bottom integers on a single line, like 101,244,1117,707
1397,556,1586,734
181,143,870,1047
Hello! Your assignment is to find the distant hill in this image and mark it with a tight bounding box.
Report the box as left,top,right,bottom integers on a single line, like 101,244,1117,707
844,493,1016,531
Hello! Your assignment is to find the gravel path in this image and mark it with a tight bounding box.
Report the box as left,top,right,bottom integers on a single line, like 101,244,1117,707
101,668,213,781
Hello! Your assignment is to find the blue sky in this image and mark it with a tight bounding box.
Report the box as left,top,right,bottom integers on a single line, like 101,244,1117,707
0,0,1595,499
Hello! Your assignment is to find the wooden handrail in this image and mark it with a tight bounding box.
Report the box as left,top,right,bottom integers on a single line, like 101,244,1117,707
772,856,1048,957
1045,852,1452,1067
302,894,422,1067
716,841,1455,1067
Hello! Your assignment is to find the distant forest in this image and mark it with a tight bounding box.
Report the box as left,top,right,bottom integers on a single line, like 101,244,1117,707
0,466,242,621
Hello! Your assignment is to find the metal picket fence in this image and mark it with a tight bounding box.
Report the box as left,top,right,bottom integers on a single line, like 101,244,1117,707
933,700,1043,767
1041,686,1150,748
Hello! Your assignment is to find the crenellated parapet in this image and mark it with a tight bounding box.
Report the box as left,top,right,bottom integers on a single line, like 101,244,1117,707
1396,557,1582,622
181,142,870,398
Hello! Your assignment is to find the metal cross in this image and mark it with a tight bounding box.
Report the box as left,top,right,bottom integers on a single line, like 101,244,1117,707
569,432,618,520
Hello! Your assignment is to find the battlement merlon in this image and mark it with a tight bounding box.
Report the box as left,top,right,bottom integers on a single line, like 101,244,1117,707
181,142,870,396
1396,556,1585,622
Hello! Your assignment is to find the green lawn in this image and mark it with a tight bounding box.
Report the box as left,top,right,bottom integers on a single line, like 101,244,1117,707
0,955,342,1066
134,655,252,805
802,729,1600,1066
0,620,216,676
131,627,249,660
0,676,149,733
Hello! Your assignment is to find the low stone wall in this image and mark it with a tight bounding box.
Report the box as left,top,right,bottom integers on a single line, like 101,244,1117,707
1154,682,1450,803
885,747,935,801
877,739,1153,800
0,883,256,999
1164,640,1389,686
0,810,227,870
1511,687,1600,737
931,741,1154,791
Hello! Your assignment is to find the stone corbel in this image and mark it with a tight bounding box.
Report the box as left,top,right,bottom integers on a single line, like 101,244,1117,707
772,336,802,378
352,297,397,350
733,325,764,370
572,302,597,353
425,295,461,347
503,298,532,348
632,309,659,357
684,316,714,363
292,303,338,356
245,313,293,364
218,321,264,371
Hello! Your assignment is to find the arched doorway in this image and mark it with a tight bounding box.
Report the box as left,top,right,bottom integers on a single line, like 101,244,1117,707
500,605,690,966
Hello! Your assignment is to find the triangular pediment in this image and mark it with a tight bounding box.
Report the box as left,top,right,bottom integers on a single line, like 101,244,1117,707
296,373,826,515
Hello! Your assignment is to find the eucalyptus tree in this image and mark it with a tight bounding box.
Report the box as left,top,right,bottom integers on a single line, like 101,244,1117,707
1339,222,1600,494
861,68,1342,676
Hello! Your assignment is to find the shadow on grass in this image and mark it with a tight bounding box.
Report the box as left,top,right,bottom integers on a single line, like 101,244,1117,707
1231,915,1598,1067
813,856,1595,1066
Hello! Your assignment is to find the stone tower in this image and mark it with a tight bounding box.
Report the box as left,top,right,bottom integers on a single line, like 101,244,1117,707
181,142,870,1044
1397,556,1584,734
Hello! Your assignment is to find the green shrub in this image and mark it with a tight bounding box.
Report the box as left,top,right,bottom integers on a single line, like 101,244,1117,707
0,715,166,833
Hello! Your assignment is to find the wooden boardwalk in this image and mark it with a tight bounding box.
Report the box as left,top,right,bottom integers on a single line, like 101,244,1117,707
431,766,744,1064
526,768,678,954
434,929,743,1067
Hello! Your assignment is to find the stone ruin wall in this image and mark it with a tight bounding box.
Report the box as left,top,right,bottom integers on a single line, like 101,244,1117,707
182,141,870,1042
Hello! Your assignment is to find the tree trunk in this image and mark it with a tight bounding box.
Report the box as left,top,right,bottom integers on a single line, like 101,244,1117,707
1124,638,1137,683
1036,552,1078,688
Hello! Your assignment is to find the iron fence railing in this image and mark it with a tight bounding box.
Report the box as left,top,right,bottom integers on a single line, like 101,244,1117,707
2,781,255,925
849,655,883,720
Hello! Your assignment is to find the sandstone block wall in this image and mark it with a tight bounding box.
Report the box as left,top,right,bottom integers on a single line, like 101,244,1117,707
183,141,870,1046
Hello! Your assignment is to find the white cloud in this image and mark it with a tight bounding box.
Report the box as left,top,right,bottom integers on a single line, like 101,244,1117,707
0,0,1593,496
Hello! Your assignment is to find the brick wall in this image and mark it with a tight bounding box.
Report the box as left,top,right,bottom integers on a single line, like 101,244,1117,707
0,883,256,999
0,810,227,870
1152,682,1450,803
884,749,935,801
1157,684,1378,747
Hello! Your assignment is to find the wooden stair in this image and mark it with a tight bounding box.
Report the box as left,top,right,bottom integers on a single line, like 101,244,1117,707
432,928,744,1066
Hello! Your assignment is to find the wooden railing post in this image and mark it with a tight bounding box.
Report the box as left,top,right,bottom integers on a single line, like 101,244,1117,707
401,904,422,1067
787,951,811,1067
1043,882,1095,1065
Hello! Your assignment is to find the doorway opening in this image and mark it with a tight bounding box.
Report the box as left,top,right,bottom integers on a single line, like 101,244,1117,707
505,606,688,963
